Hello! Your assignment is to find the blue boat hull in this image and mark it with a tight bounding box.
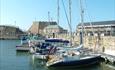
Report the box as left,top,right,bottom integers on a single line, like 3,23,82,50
48,55,101,67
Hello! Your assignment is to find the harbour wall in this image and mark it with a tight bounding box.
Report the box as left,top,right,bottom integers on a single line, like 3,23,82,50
54,34,115,51
0,25,25,40
0,35,19,40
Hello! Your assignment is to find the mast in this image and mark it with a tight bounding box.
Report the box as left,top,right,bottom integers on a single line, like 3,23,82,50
48,11,50,23
80,0,84,45
14,21,16,27
69,0,72,46
61,0,72,46
14,21,16,37
57,0,60,25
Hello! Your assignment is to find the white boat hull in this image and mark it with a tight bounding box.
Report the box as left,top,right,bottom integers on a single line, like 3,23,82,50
33,53,47,60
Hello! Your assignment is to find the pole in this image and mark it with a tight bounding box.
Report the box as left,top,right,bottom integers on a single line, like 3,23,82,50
57,0,60,25
80,0,84,45
48,11,50,23
69,0,72,46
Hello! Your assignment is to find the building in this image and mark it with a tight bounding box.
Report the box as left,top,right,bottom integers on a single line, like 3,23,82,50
0,25,24,39
28,21,57,35
76,20,115,36
44,25,67,38
28,21,68,38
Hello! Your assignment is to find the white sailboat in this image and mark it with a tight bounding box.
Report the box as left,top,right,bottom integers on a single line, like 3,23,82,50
46,0,101,68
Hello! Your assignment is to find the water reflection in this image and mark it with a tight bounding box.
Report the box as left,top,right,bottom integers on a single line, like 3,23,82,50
100,63,115,70
47,64,101,70
30,55,47,70
16,52,30,56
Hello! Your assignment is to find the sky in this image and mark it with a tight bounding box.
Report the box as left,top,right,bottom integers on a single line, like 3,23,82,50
0,0,115,31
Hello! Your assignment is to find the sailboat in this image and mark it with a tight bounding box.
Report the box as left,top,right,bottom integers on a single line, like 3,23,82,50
32,38,70,60
46,0,101,68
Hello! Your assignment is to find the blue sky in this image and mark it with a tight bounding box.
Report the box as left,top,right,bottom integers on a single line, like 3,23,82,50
0,0,115,31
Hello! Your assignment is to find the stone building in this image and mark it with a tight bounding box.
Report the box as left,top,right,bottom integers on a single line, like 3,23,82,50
28,21,57,35
76,20,115,36
44,25,68,38
28,21,67,37
0,25,24,39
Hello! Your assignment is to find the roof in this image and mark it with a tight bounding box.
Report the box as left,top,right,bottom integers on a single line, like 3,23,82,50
0,25,19,28
44,25,63,29
78,20,115,27
33,21,57,25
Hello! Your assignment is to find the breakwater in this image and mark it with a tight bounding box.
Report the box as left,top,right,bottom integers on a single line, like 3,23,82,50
54,34,115,52
0,35,19,40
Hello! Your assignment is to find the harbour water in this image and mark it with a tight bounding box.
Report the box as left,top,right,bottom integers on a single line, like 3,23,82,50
0,40,115,70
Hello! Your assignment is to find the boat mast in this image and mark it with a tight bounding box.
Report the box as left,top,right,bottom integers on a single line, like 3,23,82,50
80,0,84,46
69,0,72,46
48,11,50,23
61,0,72,46
57,0,60,25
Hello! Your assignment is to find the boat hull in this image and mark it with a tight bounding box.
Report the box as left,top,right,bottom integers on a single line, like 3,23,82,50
33,53,47,60
16,46,30,52
47,55,101,67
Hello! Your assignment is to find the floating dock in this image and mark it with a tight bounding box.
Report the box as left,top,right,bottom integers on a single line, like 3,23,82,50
16,46,30,52
16,44,30,52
